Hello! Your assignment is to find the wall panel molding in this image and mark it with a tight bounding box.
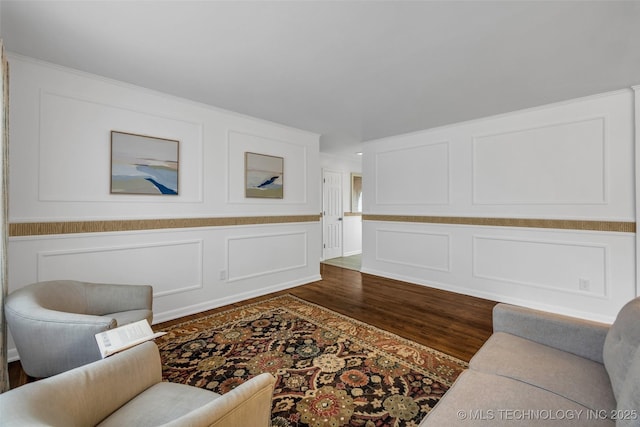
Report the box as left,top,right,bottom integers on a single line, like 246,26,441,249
38,90,204,203
472,117,607,205
362,89,635,322
10,215,321,237
226,129,309,204
374,141,450,206
363,214,635,232
226,231,308,281
472,235,609,298
37,240,204,297
375,228,450,272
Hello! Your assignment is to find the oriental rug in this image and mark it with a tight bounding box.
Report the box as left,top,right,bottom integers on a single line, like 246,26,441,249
155,294,467,427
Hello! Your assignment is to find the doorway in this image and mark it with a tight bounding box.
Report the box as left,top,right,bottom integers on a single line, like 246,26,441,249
322,169,342,260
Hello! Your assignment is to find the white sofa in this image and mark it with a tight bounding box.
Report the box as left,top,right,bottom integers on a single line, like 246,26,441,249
0,341,276,427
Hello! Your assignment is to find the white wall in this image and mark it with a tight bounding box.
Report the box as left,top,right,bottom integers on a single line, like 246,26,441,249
320,153,362,257
362,89,636,323
7,54,321,360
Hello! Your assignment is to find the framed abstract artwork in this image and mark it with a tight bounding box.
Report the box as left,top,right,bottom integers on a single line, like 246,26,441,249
110,131,179,195
245,152,284,199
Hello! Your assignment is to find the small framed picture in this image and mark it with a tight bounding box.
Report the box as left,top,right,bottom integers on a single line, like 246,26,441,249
110,131,179,195
245,152,284,199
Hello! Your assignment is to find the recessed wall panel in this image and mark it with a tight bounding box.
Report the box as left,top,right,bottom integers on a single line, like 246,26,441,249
473,236,607,297
473,118,606,204
376,229,450,272
227,232,307,281
375,142,449,205
39,91,204,202
227,130,308,204
37,240,204,297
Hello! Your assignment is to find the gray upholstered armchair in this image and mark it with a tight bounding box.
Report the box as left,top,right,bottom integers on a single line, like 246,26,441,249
5,279,153,378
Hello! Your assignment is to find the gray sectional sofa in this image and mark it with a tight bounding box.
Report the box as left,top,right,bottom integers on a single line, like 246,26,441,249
421,298,640,426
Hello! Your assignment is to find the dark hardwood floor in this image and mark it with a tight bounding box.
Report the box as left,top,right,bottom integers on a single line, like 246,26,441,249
9,263,497,389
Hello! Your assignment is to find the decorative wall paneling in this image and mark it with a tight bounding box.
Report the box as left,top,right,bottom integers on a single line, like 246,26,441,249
9,54,320,222
38,91,204,203
7,54,322,362
36,240,205,297
364,90,634,220
362,89,636,322
227,231,308,281
472,117,606,205
472,236,607,298
363,220,634,323
227,130,309,204
10,224,319,311
374,142,449,205
375,228,450,272
8,220,321,363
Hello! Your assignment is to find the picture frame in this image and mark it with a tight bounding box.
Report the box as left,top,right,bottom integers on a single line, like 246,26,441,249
110,131,179,195
245,152,284,199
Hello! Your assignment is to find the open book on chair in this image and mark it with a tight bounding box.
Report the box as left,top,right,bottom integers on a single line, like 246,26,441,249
95,319,166,358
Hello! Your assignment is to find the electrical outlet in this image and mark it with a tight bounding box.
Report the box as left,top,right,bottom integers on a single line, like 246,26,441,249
578,278,590,291
220,270,227,281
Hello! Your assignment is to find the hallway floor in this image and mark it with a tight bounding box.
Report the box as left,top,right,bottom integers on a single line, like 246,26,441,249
321,253,361,271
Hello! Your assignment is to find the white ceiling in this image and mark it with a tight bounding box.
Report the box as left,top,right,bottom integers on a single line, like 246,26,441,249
2,1,640,158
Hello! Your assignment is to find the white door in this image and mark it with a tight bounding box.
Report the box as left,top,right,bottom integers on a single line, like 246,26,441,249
322,170,343,260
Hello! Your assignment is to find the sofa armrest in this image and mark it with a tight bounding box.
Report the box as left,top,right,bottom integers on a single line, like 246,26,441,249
0,342,162,427
493,303,610,363
161,373,276,427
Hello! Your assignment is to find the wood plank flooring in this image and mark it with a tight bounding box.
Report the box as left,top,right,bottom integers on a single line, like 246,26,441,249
9,263,497,389
154,264,497,361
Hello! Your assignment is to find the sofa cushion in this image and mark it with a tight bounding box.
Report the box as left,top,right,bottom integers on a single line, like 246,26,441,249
470,332,616,412
603,297,640,402
98,382,220,427
420,370,614,426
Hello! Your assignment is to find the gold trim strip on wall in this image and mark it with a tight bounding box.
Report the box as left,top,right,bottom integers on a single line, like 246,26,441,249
10,215,321,237
362,214,636,233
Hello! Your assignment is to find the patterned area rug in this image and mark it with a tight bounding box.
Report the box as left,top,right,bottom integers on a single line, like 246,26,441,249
155,294,467,427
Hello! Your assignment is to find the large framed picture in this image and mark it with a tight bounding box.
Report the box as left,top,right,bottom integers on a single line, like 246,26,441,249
110,131,179,195
245,152,284,199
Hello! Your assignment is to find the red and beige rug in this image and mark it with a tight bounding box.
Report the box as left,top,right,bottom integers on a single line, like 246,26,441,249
155,294,467,427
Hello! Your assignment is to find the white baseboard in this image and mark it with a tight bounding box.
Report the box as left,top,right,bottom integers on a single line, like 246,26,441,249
152,274,322,324
343,250,362,257
359,267,616,324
